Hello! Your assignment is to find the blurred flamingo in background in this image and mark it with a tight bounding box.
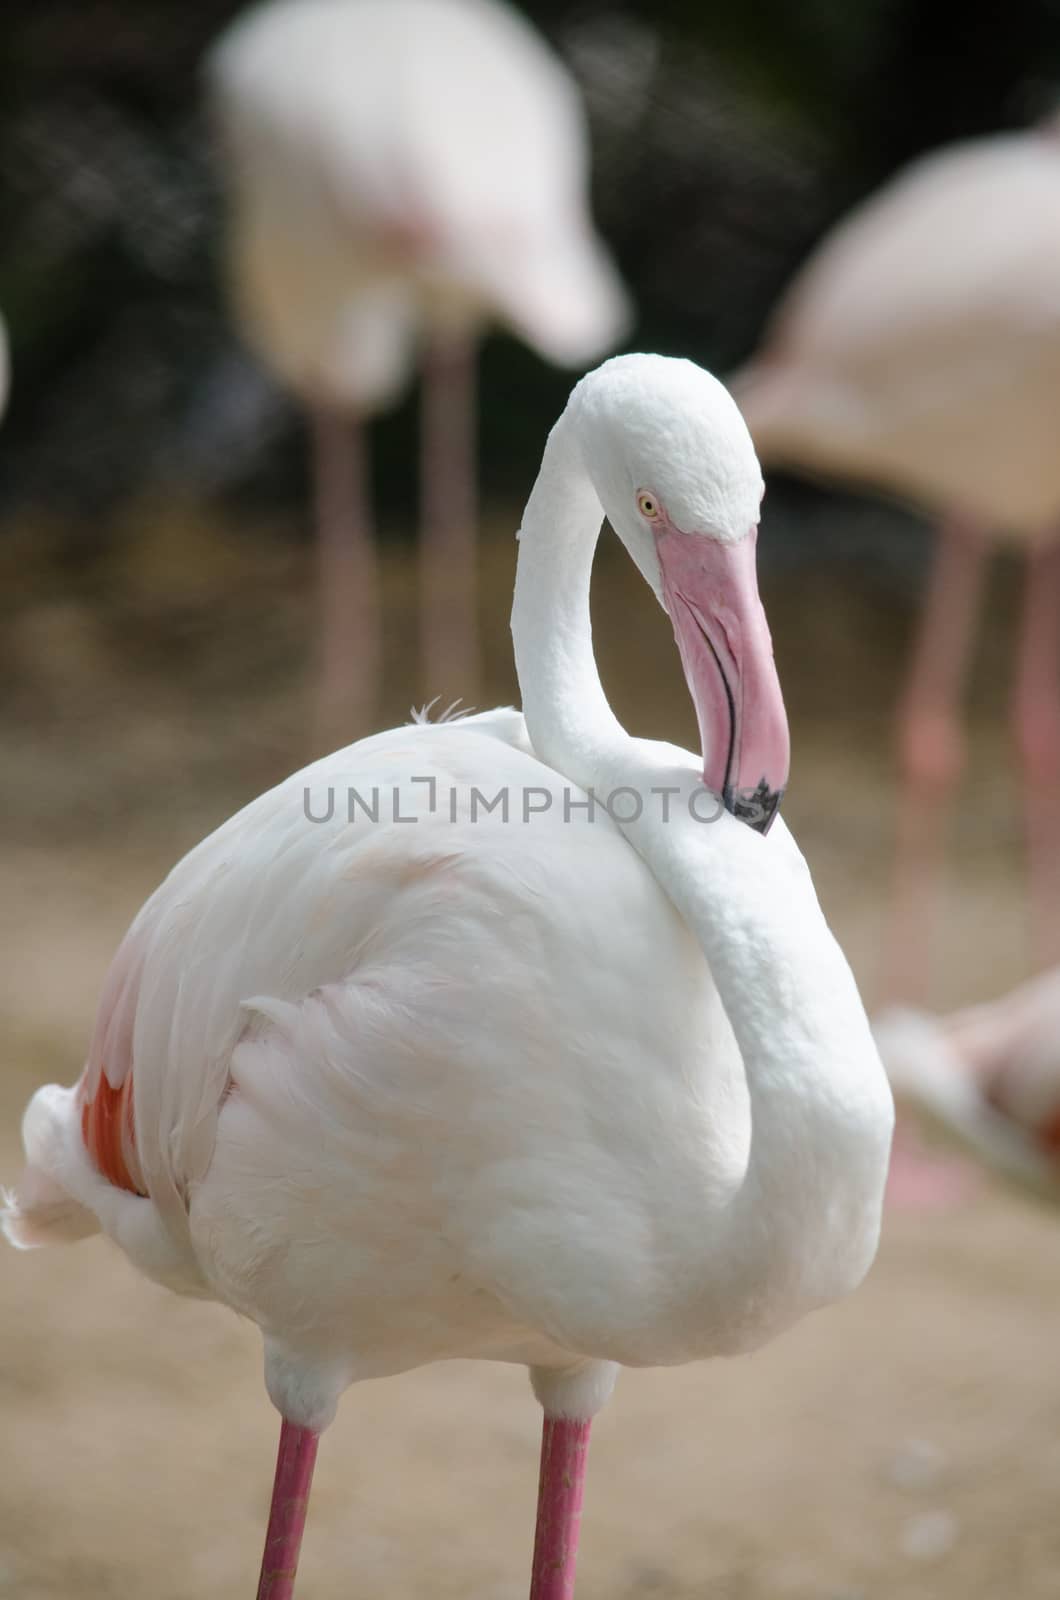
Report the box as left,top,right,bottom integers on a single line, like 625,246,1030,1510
733,117,1060,1003
876,968,1060,1205
3,354,892,1600
208,0,629,749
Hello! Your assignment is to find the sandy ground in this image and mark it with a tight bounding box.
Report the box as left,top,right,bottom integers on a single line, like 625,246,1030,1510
1,511,1056,1598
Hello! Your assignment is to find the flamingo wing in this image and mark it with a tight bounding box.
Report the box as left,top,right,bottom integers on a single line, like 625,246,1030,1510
736,133,1060,527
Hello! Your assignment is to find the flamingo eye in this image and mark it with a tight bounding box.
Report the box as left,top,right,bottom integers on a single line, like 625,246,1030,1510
637,492,660,520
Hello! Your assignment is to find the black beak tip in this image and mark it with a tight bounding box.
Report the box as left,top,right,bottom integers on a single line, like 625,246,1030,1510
724,780,785,835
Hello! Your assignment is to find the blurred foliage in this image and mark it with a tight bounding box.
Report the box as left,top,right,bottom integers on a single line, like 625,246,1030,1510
1,0,1060,531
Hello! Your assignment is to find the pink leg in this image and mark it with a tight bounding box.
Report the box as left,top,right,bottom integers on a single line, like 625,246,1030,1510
885,519,989,1210
885,517,990,1005
311,404,381,753
419,326,479,706
528,1417,592,1600
256,1420,319,1600
1013,539,1060,967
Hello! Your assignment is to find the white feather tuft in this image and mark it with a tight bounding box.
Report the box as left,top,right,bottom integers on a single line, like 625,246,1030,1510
408,698,477,725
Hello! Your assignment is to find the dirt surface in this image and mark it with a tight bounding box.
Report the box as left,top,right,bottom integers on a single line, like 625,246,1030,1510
2,513,1054,1598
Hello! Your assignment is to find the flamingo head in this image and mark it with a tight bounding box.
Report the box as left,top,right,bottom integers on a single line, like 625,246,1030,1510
572,353,790,833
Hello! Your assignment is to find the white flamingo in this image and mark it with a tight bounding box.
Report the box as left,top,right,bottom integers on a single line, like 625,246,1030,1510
208,0,630,748
4,354,893,1600
876,968,1060,1204
732,119,1060,1000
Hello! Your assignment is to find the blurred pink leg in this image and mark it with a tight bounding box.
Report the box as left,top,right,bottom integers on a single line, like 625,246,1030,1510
311,404,381,752
1013,538,1060,966
256,1420,319,1600
885,517,989,1005
885,519,989,1210
420,327,479,706
529,1417,592,1600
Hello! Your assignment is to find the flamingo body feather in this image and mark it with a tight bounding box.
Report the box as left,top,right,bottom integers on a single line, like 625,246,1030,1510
735,126,1060,535
210,0,629,409
10,711,853,1415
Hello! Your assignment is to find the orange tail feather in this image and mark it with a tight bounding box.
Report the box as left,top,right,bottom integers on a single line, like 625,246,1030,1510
80,1074,145,1196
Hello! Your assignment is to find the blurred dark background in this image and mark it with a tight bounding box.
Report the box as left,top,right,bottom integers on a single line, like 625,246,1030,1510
4,0,1060,528
1,0,1057,865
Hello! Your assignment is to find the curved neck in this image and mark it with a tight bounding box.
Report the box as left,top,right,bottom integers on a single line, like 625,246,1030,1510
512,416,626,789
511,410,891,1310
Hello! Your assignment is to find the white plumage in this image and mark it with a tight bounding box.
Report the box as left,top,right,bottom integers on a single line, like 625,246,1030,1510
212,0,628,402
5,353,891,1597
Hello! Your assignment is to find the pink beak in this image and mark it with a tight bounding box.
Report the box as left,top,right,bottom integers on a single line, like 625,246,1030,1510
656,525,790,833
